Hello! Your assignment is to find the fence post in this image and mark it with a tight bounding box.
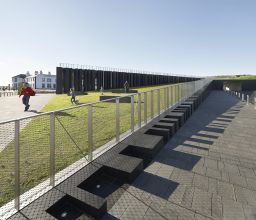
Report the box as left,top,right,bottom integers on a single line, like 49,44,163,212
131,95,134,132
242,94,244,101
14,120,20,210
157,89,160,115
116,98,120,142
144,92,147,124
151,90,154,118
169,86,172,107
164,87,167,110
138,93,141,128
254,97,256,109
88,105,93,161
178,84,181,104
247,95,249,105
166,87,169,109
50,113,55,186
171,85,175,106
180,84,183,101
175,85,178,104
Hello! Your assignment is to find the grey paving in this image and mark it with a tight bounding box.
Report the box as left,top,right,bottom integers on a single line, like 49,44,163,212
105,91,256,220
0,94,55,122
0,94,55,152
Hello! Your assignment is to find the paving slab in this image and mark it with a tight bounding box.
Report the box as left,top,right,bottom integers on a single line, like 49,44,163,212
107,91,256,219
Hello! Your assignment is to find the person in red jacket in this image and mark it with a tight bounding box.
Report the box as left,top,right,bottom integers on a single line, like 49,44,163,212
19,82,35,111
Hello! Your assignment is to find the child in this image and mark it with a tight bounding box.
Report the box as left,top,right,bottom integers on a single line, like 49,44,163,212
19,82,35,111
70,88,76,104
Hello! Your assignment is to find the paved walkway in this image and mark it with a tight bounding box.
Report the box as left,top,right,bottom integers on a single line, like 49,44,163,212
0,94,55,122
104,91,256,220
0,94,55,152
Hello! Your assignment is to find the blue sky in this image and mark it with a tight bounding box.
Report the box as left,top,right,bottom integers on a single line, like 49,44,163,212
0,0,256,85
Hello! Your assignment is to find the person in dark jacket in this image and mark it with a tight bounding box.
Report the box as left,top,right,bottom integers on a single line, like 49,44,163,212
70,88,76,104
19,83,35,111
124,81,129,93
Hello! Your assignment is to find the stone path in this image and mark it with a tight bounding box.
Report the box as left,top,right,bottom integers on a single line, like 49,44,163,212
0,94,55,152
104,91,256,220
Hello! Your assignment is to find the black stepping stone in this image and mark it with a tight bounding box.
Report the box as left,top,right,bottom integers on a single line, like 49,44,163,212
121,133,164,167
152,122,175,135
181,101,194,112
137,126,170,142
165,112,185,127
173,108,189,120
144,127,170,142
121,133,164,156
78,167,125,199
96,154,143,183
177,105,192,117
47,196,85,220
159,118,179,131
20,189,98,220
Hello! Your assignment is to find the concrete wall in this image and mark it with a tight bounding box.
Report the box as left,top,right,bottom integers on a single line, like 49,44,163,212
212,80,256,91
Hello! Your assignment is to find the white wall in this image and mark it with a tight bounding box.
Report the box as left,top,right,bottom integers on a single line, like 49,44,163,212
13,73,56,90
35,74,56,90
12,77,25,89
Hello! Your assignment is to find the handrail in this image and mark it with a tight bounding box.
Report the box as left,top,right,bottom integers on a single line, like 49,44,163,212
0,82,200,124
0,78,211,217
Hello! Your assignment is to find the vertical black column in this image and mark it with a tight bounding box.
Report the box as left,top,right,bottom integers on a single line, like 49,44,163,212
74,69,79,91
56,67,63,94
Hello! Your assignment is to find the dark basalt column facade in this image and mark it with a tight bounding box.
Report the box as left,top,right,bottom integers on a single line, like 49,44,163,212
56,67,199,94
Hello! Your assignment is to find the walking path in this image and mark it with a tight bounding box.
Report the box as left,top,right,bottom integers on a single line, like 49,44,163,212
0,94,55,122
105,91,256,220
0,94,55,152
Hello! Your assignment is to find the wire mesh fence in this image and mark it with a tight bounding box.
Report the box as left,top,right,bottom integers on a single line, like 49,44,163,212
92,101,116,150
119,96,132,135
55,107,88,183
19,116,50,207
0,122,15,210
0,79,211,217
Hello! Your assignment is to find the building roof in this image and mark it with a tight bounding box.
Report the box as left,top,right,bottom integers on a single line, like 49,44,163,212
12,74,26,79
26,73,56,78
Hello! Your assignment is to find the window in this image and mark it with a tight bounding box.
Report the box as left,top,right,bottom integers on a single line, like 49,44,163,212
47,83,51,89
53,84,56,89
14,78,17,82
47,78,51,82
42,78,45,82
42,83,45,88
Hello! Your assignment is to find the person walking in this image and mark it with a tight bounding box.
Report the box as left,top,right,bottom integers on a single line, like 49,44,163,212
70,88,76,104
124,81,129,93
19,82,35,111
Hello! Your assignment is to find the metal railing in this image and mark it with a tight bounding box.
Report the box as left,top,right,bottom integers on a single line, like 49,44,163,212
0,91,18,98
225,89,256,106
0,79,211,218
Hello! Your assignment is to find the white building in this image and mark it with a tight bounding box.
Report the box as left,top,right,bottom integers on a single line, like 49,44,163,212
12,74,26,90
25,71,56,90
